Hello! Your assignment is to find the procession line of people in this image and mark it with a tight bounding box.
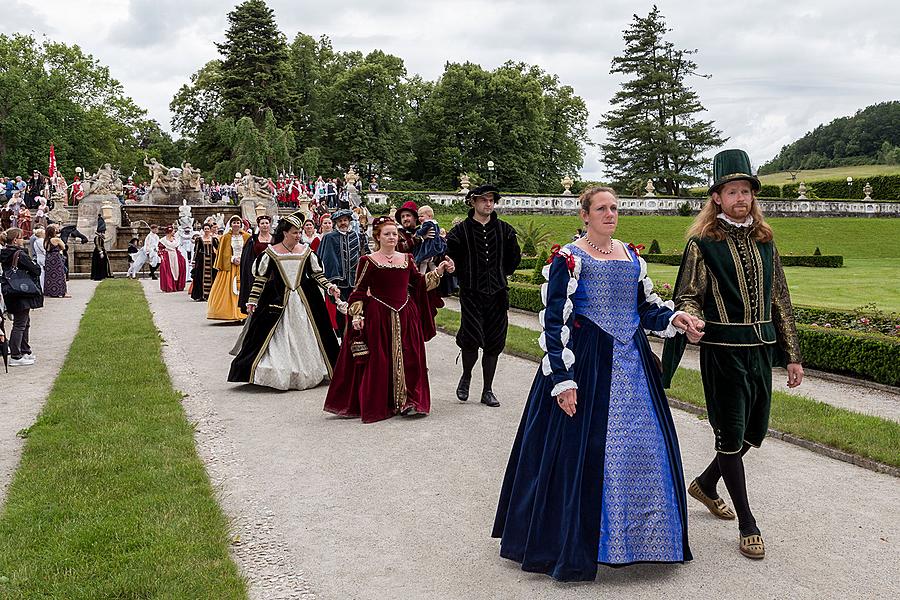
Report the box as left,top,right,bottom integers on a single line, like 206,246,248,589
130,148,803,580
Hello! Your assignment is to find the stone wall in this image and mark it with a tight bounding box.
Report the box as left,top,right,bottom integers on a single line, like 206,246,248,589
367,192,900,217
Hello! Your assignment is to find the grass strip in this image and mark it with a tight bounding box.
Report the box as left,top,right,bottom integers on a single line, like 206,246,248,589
0,279,246,598
435,309,900,469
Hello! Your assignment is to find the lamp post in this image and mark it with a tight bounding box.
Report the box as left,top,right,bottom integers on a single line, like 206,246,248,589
487,160,495,185
847,176,853,197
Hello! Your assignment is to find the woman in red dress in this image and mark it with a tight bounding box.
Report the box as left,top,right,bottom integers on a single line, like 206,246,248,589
324,217,454,423
158,225,186,292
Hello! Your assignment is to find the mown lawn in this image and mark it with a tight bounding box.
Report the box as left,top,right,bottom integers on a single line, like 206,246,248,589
645,259,900,313
434,309,900,469
756,164,900,186
0,280,246,599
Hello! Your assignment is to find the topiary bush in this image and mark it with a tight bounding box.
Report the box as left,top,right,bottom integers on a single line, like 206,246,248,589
677,202,693,216
508,282,544,313
532,248,549,283
779,255,843,267
648,239,662,254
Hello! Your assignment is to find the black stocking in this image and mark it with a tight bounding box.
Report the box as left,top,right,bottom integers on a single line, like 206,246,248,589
696,442,752,498
460,349,478,380
481,353,499,393
717,452,759,536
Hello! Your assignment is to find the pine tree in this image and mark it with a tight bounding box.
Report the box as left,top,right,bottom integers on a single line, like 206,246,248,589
216,0,290,125
599,6,725,196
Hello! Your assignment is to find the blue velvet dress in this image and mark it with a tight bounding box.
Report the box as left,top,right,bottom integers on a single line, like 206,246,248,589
492,243,692,582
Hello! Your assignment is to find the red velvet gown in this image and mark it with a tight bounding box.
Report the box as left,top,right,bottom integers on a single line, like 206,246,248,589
324,254,441,423
158,238,186,292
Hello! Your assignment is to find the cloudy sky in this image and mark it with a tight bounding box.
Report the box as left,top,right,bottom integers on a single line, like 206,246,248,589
5,0,899,179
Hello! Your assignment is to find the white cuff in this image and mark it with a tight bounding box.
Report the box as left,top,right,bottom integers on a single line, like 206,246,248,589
551,380,578,397
650,310,685,338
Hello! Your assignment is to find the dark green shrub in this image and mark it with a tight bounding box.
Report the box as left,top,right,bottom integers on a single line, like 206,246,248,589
677,202,693,216
641,254,684,266
515,220,552,257
798,325,900,386
779,255,843,267
532,248,549,283
508,282,544,312
782,174,900,201
648,239,662,254
793,304,899,336
814,247,822,256
758,184,782,198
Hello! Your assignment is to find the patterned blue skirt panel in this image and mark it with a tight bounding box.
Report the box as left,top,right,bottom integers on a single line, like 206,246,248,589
598,337,683,564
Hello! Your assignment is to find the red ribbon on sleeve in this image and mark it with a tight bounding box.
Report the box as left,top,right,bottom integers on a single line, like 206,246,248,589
549,244,576,272
627,243,645,256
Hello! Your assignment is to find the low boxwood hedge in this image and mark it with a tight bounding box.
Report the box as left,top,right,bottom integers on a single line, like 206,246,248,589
798,325,900,386
640,253,843,267
504,281,899,385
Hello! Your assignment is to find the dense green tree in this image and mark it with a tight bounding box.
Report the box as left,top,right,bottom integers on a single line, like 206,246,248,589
0,33,158,178
599,6,724,195
319,50,412,179
216,0,291,124
760,101,900,173
211,109,295,182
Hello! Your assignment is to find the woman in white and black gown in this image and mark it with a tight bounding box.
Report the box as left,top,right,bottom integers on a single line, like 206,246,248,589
228,213,342,390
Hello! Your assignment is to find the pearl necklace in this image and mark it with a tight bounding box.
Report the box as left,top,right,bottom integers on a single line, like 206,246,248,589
585,236,614,254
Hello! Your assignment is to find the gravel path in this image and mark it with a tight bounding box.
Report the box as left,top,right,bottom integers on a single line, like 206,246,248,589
0,280,96,507
442,298,900,423
143,283,899,599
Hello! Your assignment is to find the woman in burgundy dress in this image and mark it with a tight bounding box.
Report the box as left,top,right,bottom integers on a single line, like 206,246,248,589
324,217,454,423
158,225,186,292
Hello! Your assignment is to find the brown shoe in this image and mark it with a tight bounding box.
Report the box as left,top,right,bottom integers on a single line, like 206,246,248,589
688,478,736,520
740,533,765,559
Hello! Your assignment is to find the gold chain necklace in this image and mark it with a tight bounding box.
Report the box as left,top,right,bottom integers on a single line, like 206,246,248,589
585,236,614,254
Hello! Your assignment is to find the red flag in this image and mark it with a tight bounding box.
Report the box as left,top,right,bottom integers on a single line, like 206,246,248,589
48,144,57,177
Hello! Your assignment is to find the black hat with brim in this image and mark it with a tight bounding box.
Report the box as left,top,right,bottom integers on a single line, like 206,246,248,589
466,184,501,204
709,149,761,195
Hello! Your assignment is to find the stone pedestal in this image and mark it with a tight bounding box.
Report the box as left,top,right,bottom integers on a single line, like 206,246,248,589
77,194,121,243
240,196,278,224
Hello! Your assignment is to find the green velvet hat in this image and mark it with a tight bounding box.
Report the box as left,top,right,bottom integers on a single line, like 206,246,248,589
709,149,761,195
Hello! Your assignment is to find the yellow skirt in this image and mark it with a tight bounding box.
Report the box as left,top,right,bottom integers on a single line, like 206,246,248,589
207,267,246,321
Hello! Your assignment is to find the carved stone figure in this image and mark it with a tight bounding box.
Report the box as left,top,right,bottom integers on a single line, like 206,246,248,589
178,200,193,228
84,163,123,197
144,155,172,192
180,162,202,191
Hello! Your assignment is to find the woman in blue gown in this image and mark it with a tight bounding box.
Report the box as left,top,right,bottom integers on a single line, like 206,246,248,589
492,186,705,582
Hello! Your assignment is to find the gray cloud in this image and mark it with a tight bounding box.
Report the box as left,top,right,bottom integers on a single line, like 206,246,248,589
4,0,899,180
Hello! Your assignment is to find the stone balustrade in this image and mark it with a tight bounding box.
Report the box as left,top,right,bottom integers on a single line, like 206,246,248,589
366,192,900,217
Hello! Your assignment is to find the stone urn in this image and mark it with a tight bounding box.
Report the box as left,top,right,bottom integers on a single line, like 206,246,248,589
560,175,574,196
644,179,656,197
797,182,808,200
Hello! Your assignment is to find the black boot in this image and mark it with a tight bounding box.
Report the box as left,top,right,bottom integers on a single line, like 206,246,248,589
480,354,500,407
456,349,478,401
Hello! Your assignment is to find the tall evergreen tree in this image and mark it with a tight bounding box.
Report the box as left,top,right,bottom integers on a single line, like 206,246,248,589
599,6,724,195
216,0,291,124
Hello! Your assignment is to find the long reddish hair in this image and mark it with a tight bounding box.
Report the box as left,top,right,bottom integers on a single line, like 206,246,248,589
687,191,773,242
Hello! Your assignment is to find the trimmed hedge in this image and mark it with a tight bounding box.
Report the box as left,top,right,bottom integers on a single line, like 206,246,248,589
641,253,843,267
641,254,684,266
783,174,900,201
798,325,900,386
518,256,539,270
504,281,899,385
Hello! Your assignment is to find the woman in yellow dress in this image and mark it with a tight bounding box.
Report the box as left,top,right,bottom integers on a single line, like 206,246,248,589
207,215,251,321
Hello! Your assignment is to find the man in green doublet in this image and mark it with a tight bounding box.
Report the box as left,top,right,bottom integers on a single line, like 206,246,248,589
663,149,803,560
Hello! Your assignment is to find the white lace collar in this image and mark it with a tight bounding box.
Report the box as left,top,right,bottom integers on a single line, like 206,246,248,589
717,213,754,228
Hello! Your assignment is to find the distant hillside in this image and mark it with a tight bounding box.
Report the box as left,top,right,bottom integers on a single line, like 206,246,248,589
759,101,900,174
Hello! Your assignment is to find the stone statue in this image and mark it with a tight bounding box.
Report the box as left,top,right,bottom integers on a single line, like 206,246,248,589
84,163,123,197
344,167,360,189
180,161,202,191
458,173,471,194
178,200,192,228
144,155,172,192
863,182,873,200
238,168,272,201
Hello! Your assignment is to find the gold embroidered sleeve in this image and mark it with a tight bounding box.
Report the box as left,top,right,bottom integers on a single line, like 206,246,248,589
348,301,364,317
674,240,706,319
772,247,802,364
424,269,442,291
307,252,333,291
